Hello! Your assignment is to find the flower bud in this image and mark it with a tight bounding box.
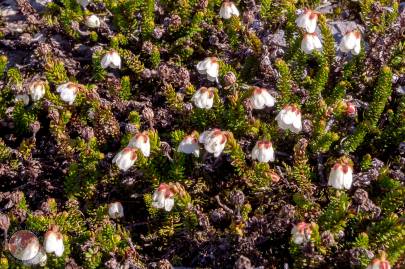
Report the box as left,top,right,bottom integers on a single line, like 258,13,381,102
0,213,10,231
345,102,357,117
291,222,312,245
15,94,29,106
366,254,391,269
223,71,237,86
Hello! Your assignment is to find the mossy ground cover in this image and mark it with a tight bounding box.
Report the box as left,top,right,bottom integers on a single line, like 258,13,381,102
0,0,404,268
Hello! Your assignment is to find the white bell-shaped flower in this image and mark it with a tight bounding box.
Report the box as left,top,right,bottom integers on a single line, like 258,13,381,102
15,94,30,105
152,183,175,212
128,132,150,157
56,82,79,105
219,1,240,20
199,129,228,157
275,105,302,133
291,222,312,245
328,159,353,190
101,50,121,69
112,147,137,171
85,14,101,28
251,140,275,163
196,57,219,82
340,30,361,55
44,226,64,257
108,202,124,219
295,9,318,33
76,0,90,8
366,256,391,269
250,87,275,110
192,87,215,109
301,33,322,54
178,133,200,157
29,80,46,102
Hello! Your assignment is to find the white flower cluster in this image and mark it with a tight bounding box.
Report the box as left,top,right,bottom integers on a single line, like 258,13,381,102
296,8,362,55
113,132,150,172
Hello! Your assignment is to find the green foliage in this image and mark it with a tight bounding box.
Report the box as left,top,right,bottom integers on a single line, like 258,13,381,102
260,0,273,21
141,0,155,38
318,15,335,65
164,83,184,111
118,49,144,76
0,138,11,162
64,138,104,199
318,191,351,233
364,66,393,128
343,66,392,153
91,51,107,81
0,55,7,80
275,59,294,107
13,103,37,134
119,76,131,100
45,60,69,85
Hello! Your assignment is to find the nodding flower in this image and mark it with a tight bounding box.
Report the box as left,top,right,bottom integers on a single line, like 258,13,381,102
44,225,64,257
345,102,357,117
15,94,30,106
192,87,215,109
366,254,391,269
251,140,275,163
128,132,150,157
196,57,219,82
178,132,200,157
112,147,138,172
275,105,302,133
295,9,318,33
340,30,361,55
76,0,90,8
328,158,353,190
101,50,121,69
249,87,275,110
29,80,46,102
301,33,322,54
199,129,228,157
291,222,312,245
152,183,175,212
85,14,101,28
56,82,80,105
108,202,124,219
219,1,240,20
